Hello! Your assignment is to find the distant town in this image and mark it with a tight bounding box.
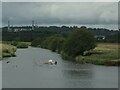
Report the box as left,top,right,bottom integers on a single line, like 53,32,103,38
2,20,119,43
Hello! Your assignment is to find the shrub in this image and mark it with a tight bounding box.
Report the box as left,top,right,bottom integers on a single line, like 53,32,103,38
62,28,96,59
16,42,28,48
31,38,44,47
41,34,66,52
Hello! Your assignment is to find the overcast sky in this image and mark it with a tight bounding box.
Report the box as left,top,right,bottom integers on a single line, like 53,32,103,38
1,2,118,29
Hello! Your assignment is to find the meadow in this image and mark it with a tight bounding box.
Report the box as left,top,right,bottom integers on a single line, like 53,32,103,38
76,43,120,66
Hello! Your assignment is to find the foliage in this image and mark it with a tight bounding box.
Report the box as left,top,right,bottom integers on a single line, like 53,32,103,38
75,44,120,66
31,38,44,47
41,34,66,52
16,42,29,48
2,26,119,43
63,28,96,58
11,41,29,48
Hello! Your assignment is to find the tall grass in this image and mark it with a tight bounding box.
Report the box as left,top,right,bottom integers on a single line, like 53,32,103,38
0,44,16,59
75,43,120,66
95,43,120,50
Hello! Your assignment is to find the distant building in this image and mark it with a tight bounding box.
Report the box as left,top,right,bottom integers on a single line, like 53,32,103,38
13,27,31,32
94,35,106,40
14,28,20,32
6,20,36,32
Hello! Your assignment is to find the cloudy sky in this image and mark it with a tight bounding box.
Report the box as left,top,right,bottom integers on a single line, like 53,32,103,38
1,2,118,29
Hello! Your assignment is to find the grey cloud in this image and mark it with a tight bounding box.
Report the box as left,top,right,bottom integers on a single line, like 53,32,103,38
2,2,118,26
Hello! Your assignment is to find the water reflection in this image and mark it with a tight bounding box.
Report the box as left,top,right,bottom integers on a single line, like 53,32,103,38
62,69,93,79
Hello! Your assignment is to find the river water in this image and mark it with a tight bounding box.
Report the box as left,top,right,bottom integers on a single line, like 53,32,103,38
2,47,118,88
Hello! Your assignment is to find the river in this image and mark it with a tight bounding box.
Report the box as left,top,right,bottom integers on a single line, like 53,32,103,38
2,47,118,88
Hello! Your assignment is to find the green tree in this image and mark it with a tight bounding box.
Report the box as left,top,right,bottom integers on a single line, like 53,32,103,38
31,38,44,47
41,34,65,52
63,28,96,58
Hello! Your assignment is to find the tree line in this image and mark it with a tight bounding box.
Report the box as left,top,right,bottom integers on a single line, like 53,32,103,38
2,26,120,43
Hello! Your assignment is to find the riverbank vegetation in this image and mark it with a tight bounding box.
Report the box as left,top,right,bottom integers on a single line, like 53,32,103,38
75,43,120,66
3,41,30,48
2,25,120,66
31,28,119,66
1,41,30,59
11,42,29,48
0,44,16,58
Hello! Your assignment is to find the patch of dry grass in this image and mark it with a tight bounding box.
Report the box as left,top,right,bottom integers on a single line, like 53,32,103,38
0,44,16,59
76,43,120,66
94,43,120,50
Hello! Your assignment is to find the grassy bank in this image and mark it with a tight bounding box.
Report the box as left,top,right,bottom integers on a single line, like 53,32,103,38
3,41,30,48
75,43,120,66
0,44,16,58
16,42,29,48
10,41,30,48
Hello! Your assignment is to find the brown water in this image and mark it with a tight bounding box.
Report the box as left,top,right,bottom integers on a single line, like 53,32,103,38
2,47,118,88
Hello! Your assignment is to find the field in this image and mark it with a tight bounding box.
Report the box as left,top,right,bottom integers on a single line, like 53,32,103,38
0,44,16,59
76,43,120,66
94,43,120,50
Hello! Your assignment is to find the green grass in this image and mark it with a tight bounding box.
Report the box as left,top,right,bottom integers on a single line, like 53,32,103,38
3,41,31,48
16,42,29,48
10,41,29,48
75,43,120,66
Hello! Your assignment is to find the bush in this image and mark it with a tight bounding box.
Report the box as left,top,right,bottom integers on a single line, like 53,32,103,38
31,38,44,47
62,28,96,59
11,41,18,46
61,52,75,61
11,41,29,48
41,34,66,52
16,42,28,48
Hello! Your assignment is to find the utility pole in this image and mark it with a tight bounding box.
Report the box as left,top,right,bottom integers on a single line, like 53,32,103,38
32,20,35,30
8,20,10,30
